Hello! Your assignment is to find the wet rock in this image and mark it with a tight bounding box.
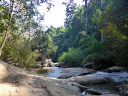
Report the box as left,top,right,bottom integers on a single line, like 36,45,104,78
85,94,120,96
44,79,81,96
68,76,108,85
58,74,72,79
53,62,67,67
57,68,95,79
102,95,120,96
118,84,128,95
67,82,81,92
85,89,102,95
44,63,52,67
62,68,95,76
87,71,128,83
61,79,89,93
69,82,89,92
61,79,71,84
83,62,94,69
51,63,58,67
106,66,125,72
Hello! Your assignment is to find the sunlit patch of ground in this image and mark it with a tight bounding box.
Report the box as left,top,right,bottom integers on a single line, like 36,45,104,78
0,83,19,96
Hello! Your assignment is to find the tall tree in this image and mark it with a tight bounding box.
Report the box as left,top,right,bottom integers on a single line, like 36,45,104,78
0,0,51,57
0,0,14,56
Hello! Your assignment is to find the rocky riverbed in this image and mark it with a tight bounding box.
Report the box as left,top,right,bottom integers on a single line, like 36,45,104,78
1,60,127,96
0,61,81,96
34,63,128,96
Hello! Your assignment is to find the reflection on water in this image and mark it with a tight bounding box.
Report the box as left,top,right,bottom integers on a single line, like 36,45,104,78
35,68,49,74
34,67,64,78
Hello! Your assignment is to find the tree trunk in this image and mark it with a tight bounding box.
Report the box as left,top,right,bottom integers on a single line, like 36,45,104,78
101,0,104,8
84,0,88,34
0,0,14,57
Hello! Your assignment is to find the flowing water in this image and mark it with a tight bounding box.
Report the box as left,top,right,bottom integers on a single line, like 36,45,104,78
85,71,128,95
87,71,128,83
34,67,64,78
34,67,128,95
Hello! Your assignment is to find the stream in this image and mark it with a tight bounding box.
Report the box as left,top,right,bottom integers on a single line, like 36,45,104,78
34,67,128,95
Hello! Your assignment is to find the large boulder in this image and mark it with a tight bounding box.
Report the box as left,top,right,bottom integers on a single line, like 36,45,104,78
58,74,72,79
68,76,108,85
67,82,89,90
42,79,81,96
62,68,95,75
106,66,125,73
61,79,89,92
57,68,96,79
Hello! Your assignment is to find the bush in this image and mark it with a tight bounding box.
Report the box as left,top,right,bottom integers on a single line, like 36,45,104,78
1,38,39,69
58,36,112,67
81,38,112,65
58,48,84,67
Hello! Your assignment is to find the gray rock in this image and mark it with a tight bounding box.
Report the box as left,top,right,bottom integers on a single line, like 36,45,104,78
43,79,81,96
67,82,89,92
83,62,94,69
62,68,95,75
53,62,67,67
107,66,125,72
85,89,102,95
58,74,72,79
118,84,128,95
85,94,120,96
68,76,108,85
57,68,95,79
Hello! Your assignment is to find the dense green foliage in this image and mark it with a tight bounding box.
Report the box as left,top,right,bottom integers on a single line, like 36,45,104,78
0,0,49,68
41,0,128,68
0,0,128,69
2,36,39,68
58,48,83,67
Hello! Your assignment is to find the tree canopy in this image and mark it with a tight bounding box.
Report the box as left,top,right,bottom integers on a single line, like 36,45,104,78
0,0,128,69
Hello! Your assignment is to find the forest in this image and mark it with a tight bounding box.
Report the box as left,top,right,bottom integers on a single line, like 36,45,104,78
0,0,128,69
